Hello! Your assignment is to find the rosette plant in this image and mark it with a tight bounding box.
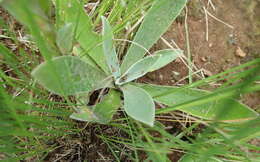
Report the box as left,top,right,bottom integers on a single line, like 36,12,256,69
32,15,183,126
31,0,258,127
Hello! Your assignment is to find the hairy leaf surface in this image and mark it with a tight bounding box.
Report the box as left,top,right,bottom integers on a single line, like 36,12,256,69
70,90,121,124
136,84,258,122
121,0,187,73
32,56,111,96
56,23,74,54
121,84,155,126
101,16,120,78
116,55,160,85
149,49,183,72
55,0,109,73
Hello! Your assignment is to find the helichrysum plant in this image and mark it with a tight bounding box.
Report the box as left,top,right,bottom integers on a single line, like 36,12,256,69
32,15,183,126
31,0,258,127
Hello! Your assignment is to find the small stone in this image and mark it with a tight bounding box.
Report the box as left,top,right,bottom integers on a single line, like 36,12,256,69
236,47,246,58
175,58,182,63
226,59,232,63
159,74,163,80
172,71,180,76
203,69,213,77
201,57,207,62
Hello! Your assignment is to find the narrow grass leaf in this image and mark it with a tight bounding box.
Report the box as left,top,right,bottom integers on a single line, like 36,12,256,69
116,55,160,85
2,0,58,58
149,49,183,72
136,83,258,122
70,89,121,124
179,154,222,162
121,0,187,72
56,23,74,54
32,56,111,96
121,84,155,127
101,16,121,78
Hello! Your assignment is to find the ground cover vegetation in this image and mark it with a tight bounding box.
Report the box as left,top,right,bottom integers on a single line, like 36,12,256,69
0,0,259,161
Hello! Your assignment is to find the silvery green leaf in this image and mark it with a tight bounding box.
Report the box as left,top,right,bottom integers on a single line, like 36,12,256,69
120,0,187,73
72,46,97,68
70,89,121,124
55,0,109,73
149,49,183,72
70,107,99,122
56,23,74,54
101,16,121,78
116,55,160,85
32,56,111,96
135,83,258,122
121,84,155,127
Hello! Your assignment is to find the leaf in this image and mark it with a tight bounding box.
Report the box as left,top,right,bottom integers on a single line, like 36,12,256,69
116,49,182,84
70,89,121,124
72,46,97,68
116,55,160,85
121,84,155,126
56,23,74,54
101,16,121,78
135,83,258,122
32,56,111,96
149,49,183,72
120,0,187,73
55,0,109,74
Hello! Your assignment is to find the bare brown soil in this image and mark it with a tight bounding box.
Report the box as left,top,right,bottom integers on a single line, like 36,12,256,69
141,0,260,109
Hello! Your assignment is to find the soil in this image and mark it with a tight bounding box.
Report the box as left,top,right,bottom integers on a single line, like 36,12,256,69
139,1,260,160
1,0,260,162
140,0,260,109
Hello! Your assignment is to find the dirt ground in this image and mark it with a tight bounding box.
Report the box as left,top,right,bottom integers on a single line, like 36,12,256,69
141,0,260,110
140,1,260,160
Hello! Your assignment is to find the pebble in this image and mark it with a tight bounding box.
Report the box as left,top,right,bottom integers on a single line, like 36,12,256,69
203,69,213,77
201,57,207,62
236,46,246,58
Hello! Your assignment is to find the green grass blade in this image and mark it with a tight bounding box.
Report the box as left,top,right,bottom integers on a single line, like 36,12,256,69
1,0,58,59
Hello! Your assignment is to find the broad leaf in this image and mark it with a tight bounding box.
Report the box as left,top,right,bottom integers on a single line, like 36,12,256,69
135,84,258,122
121,84,155,126
56,23,74,54
101,16,121,78
55,0,109,73
73,46,97,68
32,56,111,96
116,55,160,85
121,0,187,73
149,49,183,72
70,89,121,124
